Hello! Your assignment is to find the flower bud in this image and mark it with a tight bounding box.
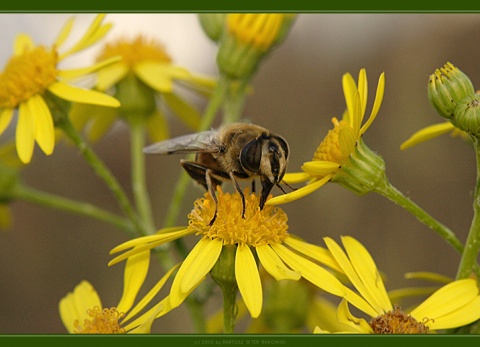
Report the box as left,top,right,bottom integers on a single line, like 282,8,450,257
198,14,226,42
428,62,475,119
217,14,296,79
452,94,480,136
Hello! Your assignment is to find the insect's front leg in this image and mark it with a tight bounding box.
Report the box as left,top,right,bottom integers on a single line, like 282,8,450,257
229,171,246,219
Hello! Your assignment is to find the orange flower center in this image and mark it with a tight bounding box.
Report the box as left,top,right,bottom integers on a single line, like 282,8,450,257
312,118,347,163
188,188,289,247
0,46,58,108
369,305,430,334
96,35,172,68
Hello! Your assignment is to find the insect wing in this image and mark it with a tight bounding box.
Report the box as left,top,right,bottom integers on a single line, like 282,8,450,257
143,130,220,155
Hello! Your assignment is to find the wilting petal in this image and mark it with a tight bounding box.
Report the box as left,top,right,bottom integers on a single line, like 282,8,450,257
48,82,120,108
236,244,263,318
59,281,102,333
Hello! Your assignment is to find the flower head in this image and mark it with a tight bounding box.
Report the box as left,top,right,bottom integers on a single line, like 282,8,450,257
70,35,215,143
314,236,480,334
0,14,120,163
267,69,385,206
216,13,296,80
59,251,178,334
109,187,347,319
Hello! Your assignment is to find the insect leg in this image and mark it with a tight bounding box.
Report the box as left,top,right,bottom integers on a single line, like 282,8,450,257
229,171,246,219
205,168,219,225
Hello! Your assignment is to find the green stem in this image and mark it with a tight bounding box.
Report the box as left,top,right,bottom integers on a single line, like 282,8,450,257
222,77,249,124
13,184,135,237
58,118,146,237
129,119,156,234
374,180,465,255
221,283,238,334
456,140,480,280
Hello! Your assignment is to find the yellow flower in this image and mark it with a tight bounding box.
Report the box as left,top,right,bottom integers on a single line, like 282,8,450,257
216,13,297,79
400,121,469,150
313,236,480,334
59,251,178,334
0,14,120,163
70,35,215,143
109,187,347,319
267,69,385,206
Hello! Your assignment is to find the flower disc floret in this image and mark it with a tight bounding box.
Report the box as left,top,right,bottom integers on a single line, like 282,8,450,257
188,188,289,247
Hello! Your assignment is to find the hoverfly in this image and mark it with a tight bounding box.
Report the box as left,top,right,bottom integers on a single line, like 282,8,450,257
144,123,290,224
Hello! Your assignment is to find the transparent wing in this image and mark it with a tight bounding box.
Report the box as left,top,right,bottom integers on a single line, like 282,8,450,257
143,130,221,155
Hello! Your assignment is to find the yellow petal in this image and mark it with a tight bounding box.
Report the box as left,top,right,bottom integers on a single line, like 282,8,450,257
163,92,201,130
256,244,301,281
357,68,368,118
324,236,389,315
284,236,342,273
400,122,456,150
59,280,102,333
266,174,332,206
341,236,392,311
59,56,122,81
281,172,311,184
410,279,479,322
53,16,74,48
124,295,172,333
95,62,129,91
337,122,356,156
181,238,222,293
122,264,180,324
336,299,372,333
170,238,210,308
29,95,54,155
0,108,14,135
421,295,480,331
271,243,346,297
404,271,453,284
342,72,356,126
301,160,339,177
14,33,34,55
109,227,190,266
16,101,35,163
360,72,385,135
116,250,150,314
48,82,120,108
135,62,175,92
236,244,263,318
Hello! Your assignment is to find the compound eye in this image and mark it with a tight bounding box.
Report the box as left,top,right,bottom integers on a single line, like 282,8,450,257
240,139,262,173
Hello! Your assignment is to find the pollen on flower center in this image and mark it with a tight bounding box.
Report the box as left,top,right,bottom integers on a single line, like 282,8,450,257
187,188,289,247
0,46,58,108
96,36,172,68
73,306,126,334
312,118,346,163
369,305,430,334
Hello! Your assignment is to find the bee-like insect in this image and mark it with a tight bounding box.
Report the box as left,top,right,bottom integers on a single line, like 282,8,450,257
144,122,290,224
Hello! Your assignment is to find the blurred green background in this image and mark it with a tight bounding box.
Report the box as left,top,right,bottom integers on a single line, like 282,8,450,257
1,13,480,333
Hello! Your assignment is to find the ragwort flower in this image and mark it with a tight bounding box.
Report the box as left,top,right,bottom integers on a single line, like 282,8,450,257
0,14,120,163
70,35,215,143
313,236,480,334
59,251,178,334
109,187,347,319
267,69,385,206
